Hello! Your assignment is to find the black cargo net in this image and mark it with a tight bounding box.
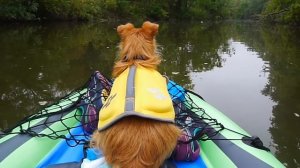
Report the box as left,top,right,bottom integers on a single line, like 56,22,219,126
0,71,112,146
168,81,228,144
0,71,259,149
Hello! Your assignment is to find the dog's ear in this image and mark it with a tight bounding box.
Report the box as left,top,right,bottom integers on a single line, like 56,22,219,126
117,23,134,38
142,21,159,38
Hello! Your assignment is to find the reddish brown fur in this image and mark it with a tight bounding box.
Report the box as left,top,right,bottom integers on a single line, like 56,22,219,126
112,21,161,78
92,117,181,168
92,21,181,168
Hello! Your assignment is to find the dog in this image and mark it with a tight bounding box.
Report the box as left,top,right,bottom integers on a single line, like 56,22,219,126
91,21,181,168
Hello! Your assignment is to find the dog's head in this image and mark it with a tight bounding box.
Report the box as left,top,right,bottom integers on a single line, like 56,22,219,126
113,21,161,77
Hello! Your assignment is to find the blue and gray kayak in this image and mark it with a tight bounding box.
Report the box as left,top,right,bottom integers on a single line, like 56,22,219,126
0,71,284,168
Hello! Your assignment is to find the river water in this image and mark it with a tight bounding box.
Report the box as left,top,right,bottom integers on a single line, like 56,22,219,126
0,21,299,167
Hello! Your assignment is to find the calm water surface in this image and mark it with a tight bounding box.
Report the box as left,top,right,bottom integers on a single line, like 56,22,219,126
0,22,299,167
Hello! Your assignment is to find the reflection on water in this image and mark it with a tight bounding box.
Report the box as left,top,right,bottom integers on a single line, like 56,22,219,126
192,40,275,149
0,22,118,128
0,22,299,167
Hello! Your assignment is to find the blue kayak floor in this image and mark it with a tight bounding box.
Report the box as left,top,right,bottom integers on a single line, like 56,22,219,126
36,126,206,168
174,156,206,168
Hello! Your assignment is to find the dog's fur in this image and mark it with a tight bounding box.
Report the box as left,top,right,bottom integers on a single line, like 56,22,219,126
92,21,181,168
112,22,162,77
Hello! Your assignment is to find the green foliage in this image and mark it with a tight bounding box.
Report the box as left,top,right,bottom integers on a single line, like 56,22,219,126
0,0,39,20
101,0,169,20
263,0,300,24
0,0,299,24
38,0,102,20
189,0,231,20
289,2,300,24
146,2,169,20
234,0,267,19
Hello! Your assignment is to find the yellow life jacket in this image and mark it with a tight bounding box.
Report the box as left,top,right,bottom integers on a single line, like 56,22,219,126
98,65,175,131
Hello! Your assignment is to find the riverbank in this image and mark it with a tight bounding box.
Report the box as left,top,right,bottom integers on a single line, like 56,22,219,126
1,1,299,25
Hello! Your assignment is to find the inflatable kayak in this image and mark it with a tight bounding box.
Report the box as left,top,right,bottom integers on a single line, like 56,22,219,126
0,71,284,168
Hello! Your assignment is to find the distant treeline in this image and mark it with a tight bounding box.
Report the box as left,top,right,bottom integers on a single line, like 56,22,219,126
0,0,299,24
